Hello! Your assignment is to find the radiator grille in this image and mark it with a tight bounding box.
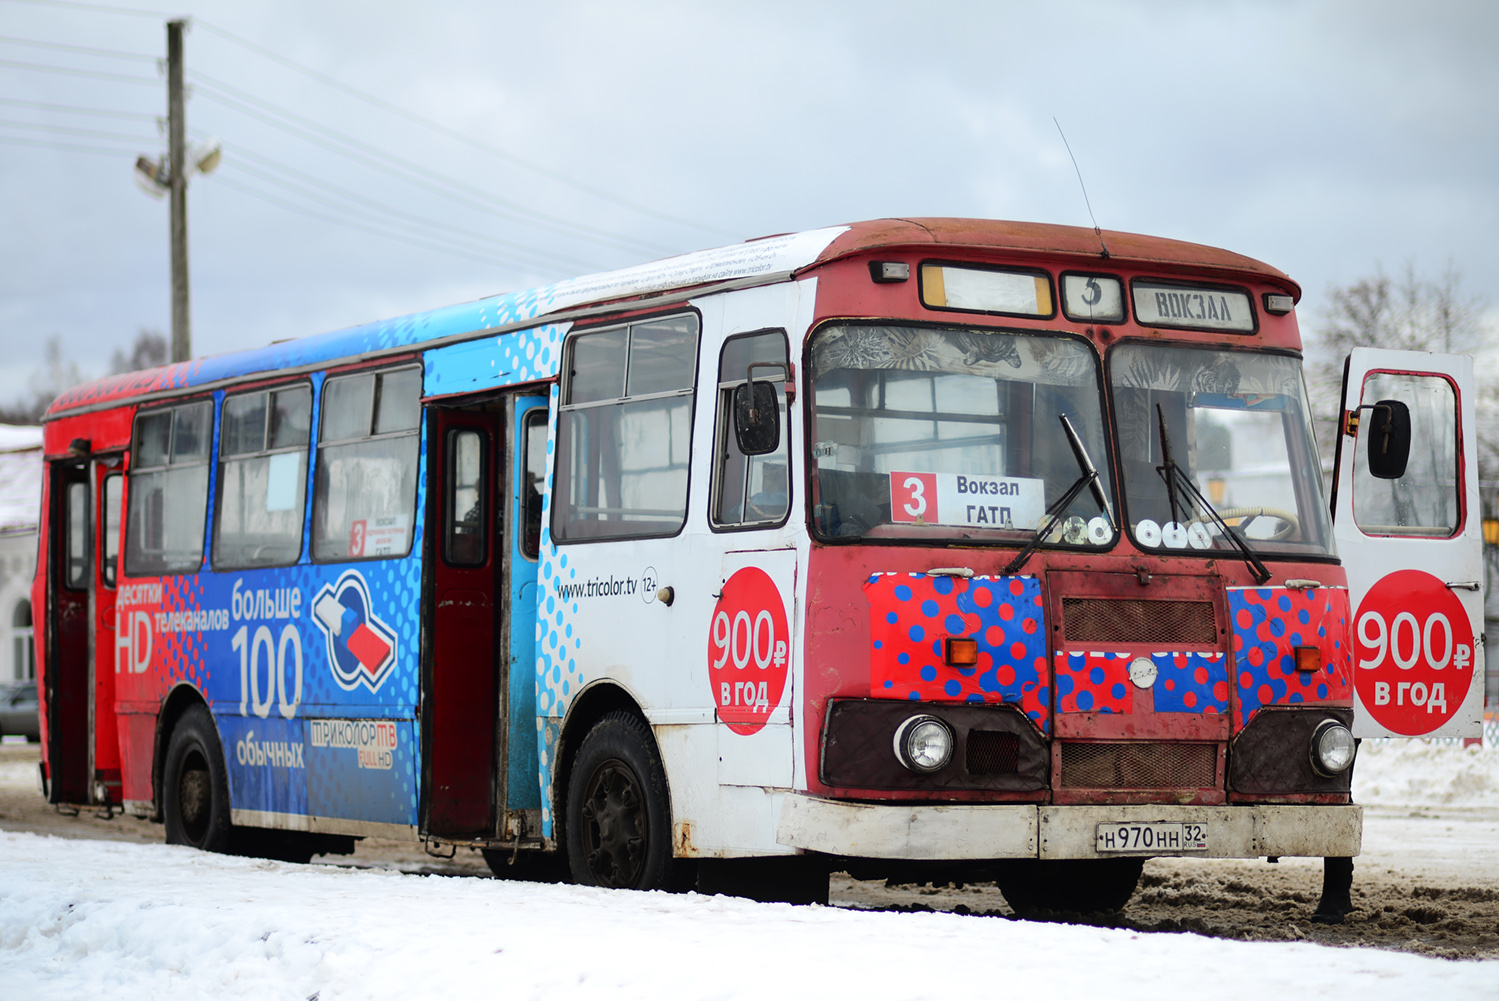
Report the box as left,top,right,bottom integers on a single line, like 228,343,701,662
965,730,1020,775
1062,598,1216,645
1059,742,1217,789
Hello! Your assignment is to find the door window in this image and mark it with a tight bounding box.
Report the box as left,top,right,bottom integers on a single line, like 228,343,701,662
102,474,121,588
1353,373,1459,536
521,408,548,560
444,428,486,566
64,480,89,589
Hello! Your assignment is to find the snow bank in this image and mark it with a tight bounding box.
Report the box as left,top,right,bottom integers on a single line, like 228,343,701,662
1355,738,1499,808
0,832,1492,1000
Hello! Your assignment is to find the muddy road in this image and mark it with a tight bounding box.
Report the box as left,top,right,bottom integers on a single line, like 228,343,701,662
4,743,1495,960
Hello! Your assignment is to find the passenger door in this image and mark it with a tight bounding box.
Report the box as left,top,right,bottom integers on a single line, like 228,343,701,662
502,395,548,830
423,405,502,837
1331,348,1484,738
44,459,91,803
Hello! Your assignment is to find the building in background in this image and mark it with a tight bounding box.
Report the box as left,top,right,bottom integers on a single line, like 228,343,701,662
0,426,42,684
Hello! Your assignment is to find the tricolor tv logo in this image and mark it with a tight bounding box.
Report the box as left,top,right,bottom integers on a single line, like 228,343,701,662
311,570,398,693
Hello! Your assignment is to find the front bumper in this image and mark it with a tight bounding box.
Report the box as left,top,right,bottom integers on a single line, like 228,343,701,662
777,795,1362,860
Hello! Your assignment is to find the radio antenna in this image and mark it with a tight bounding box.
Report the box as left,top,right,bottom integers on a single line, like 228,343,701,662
1054,117,1110,260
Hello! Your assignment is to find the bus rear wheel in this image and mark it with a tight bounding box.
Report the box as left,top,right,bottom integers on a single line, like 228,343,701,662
163,704,233,854
997,857,1144,915
565,712,675,891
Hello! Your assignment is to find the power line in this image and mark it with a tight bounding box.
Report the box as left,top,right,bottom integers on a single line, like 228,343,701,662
191,19,735,240
0,116,153,143
0,96,157,120
189,75,674,259
0,132,139,155
0,33,157,62
0,56,159,85
0,0,172,18
217,143,605,273
211,173,554,274
3,0,733,241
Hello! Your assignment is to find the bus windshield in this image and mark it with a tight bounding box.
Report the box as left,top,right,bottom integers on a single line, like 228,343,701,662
1110,343,1333,558
809,324,1113,545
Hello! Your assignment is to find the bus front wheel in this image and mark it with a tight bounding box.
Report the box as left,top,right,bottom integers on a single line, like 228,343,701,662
162,704,233,854
565,711,676,891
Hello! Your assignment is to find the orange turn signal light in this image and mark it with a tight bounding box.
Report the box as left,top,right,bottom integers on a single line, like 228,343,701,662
945,637,979,667
1294,646,1321,673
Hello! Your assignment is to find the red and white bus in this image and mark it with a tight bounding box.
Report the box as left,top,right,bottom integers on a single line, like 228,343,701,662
31,219,1484,908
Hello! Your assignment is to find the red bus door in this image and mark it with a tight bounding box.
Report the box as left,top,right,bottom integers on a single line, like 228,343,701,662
43,459,92,804
92,460,124,806
422,404,502,838
1332,348,1484,738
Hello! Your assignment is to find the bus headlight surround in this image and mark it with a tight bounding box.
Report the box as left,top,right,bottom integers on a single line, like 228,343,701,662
893,715,954,773
1309,719,1356,777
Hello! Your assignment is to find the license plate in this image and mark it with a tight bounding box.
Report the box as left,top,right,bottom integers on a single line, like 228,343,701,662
1096,822,1208,853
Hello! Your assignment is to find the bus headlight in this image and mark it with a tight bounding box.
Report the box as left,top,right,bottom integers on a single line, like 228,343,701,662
1309,719,1356,777
893,715,954,773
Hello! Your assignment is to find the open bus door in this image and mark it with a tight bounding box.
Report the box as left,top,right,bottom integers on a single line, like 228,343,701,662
423,403,503,838
42,457,91,803
421,392,549,842
1331,347,1484,738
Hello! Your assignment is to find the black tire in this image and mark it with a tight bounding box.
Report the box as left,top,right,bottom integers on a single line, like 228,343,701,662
162,704,233,853
997,857,1144,915
565,711,677,890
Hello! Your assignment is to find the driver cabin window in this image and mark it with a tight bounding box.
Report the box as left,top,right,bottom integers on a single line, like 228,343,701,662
712,330,790,528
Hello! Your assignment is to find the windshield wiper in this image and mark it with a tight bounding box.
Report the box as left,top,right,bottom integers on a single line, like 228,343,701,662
1153,403,1271,585
1001,415,1113,576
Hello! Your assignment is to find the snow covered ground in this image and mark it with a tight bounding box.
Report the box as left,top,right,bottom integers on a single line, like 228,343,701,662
0,831,1494,1001
1355,738,1499,808
1,738,1495,997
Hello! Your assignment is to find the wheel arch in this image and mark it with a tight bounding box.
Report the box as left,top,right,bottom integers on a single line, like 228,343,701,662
150,682,216,822
553,680,656,845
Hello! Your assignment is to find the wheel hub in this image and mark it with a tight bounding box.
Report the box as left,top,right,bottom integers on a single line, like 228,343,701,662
580,759,645,887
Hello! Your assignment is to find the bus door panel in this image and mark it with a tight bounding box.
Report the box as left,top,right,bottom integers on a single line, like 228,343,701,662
713,548,797,791
1332,347,1484,738
424,405,501,838
91,459,124,804
504,395,548,816
44,460,91,804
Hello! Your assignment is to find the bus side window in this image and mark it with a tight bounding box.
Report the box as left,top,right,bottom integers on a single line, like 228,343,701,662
553,314,699,541
124,400,213,576
214,385,312,569
312,367,421,561
712,330,790,529
1353,372,1459,537
521,409,547,560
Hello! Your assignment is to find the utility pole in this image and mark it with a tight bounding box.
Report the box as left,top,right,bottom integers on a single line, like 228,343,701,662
166,18,190,363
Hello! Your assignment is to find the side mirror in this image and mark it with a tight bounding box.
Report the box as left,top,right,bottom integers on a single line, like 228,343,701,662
733,381,780,456
1366,399,1411,479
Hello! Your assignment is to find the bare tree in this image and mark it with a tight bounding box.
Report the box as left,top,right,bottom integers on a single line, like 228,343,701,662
1304,262,1494,476
0,329,168,425
109,329,168,376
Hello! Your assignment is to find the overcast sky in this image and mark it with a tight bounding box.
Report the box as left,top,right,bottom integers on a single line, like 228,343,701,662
2,0,1495,404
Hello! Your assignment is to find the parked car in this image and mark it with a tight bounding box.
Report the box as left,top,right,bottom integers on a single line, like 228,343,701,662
0,682,40,742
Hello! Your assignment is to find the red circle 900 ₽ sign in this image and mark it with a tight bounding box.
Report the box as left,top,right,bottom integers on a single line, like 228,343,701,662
1353,569,1474,735
708,567,790,736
